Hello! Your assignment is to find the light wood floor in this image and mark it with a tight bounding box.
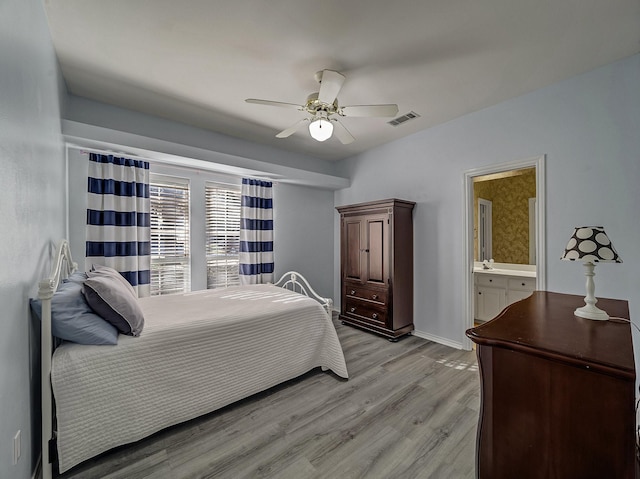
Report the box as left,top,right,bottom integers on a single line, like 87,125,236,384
57,318,480,479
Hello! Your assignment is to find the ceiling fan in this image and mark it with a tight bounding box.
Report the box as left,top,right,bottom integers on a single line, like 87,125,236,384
245,69,399,144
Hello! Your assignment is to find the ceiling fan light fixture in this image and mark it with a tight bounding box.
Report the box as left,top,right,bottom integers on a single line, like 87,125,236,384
247,69,399,144
308,118,333,142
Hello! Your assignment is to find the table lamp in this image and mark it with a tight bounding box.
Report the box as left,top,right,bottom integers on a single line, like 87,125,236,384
561,226,622,320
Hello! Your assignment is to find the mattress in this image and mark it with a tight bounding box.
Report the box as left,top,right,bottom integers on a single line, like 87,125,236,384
51,284,348,473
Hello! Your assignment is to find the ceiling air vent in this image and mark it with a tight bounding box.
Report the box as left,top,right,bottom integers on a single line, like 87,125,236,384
388,111,421,127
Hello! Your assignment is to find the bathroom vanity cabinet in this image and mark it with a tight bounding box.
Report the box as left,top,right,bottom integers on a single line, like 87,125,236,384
474,269,536,321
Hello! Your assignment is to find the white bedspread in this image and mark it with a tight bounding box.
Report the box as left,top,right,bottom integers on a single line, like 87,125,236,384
51,284,348,473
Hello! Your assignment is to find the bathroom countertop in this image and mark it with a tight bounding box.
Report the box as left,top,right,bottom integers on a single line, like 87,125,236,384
473,263,536,278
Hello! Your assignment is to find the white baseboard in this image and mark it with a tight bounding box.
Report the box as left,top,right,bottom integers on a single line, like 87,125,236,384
412,329,464,350
334,312,466,350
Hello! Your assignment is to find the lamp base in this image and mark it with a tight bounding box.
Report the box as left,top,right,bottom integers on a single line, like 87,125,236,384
573,261,609,320
574,304,609,321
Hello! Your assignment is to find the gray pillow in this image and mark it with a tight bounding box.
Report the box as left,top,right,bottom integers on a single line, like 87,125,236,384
88,264,137,298
83,275,144,336
30,281,119,345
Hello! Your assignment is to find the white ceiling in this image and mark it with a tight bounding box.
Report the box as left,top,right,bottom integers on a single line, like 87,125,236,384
44,0,640,161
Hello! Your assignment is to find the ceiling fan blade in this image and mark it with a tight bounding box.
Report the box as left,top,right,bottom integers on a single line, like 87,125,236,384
245,99,303,110
332,119,355,145
340,104,399,117
275,118,309,138
317,70,345,104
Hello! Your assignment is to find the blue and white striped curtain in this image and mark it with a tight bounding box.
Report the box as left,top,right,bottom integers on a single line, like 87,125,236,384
239,178,274,285
86,153,151,297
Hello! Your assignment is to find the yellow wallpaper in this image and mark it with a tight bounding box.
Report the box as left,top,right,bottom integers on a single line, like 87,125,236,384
474,168,536,264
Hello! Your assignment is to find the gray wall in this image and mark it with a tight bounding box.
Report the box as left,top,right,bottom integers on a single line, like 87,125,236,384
273,183,335,298
65,95,337,178
334,54,640,350
67,149,336,299
0,1,67,478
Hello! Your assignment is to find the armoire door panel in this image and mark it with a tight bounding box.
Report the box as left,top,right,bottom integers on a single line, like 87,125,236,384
366,218,385,283
344,219,362,281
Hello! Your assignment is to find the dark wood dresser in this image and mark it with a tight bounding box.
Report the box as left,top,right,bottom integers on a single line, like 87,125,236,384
336,199,415,340
466,291,637,479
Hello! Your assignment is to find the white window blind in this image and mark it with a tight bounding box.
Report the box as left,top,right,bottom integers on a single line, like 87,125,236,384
150,175,191,295
206,182,241,289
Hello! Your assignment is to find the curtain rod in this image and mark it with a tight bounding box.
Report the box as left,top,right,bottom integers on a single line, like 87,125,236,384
65,143,277,183
66,143,156,163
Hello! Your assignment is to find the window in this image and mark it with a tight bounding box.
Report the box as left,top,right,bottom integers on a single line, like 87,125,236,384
150,175,191,295
206,182,241,288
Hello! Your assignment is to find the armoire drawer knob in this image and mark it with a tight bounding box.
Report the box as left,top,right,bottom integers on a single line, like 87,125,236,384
350,290,356,295
372,313,378,319
372,294,378,300
350,307,356,313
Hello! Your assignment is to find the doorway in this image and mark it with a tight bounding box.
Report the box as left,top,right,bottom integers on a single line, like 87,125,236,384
462,155,546,350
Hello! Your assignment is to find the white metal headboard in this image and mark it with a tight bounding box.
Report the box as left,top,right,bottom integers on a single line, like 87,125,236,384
273,271,334,318
39,240,77,479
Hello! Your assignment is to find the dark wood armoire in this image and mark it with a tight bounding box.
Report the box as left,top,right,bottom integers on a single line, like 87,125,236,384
336,199,415,340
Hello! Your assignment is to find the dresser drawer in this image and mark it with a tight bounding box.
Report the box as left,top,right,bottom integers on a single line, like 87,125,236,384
476,274,508,288
344,283,388,305
508,277,536,291
344,299,387,326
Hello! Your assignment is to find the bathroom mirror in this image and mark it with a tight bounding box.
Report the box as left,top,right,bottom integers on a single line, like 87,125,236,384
473,167,536,265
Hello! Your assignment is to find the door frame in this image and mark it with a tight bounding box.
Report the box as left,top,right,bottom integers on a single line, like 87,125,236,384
462,155,546,350
477,198,493,261
529,197,537,265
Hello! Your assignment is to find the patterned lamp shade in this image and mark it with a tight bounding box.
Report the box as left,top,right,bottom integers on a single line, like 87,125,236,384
561,226,622,263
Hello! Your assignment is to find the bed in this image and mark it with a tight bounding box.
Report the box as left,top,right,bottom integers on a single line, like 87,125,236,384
37,240,348,477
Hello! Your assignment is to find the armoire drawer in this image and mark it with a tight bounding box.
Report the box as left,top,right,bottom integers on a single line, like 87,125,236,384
344,283,388,305
343,299,387,326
